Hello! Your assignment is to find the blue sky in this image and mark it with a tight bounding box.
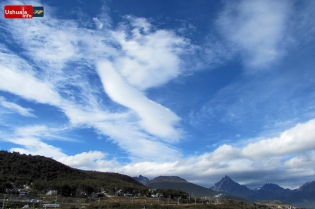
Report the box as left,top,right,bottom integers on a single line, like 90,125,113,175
1,0,315,189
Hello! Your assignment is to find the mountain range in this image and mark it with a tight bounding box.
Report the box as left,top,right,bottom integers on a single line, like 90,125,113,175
2,151,314,207
148,176,218,197
133,175,315,207
210,175,315,207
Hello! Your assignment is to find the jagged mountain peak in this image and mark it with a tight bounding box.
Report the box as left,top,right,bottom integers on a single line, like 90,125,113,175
220,175,234,182
223,175,232,180
211,175,253,199
214,175,241,187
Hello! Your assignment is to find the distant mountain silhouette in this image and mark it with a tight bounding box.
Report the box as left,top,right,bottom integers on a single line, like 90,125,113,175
149,176,187,183
256,183,293,201
211,176,295,201
211,175,315,207
133,175,150,186
210,175,254,199
148,176,217,197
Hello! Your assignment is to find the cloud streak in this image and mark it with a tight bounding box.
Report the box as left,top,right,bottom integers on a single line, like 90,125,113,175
0,96,35,117
96,61,181,141
0,65,61,106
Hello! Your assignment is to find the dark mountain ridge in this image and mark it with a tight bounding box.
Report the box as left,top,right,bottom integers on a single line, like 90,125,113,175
0,150,147,195
149,176,187,183
147,176,217,197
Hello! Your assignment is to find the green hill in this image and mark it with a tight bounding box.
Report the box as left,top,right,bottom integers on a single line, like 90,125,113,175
0,150,147,196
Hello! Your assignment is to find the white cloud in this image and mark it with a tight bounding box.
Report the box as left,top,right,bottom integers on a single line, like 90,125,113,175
81,118,315,188
112,20,187,90
125,15,152,33
94,120,181,161
217,0,290,68
92,17,104,29
8,137,67,159
284,152,315,169
15,125,48,137
96,61,181,141
242,119,315,159
0,13,183,160
4,118,315,189
58,151,109,169
0,124,77,159
0,65,62,106
0,7,188,160
0,96,35,117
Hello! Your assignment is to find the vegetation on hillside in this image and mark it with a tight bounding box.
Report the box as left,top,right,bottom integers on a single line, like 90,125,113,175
0,150,147,195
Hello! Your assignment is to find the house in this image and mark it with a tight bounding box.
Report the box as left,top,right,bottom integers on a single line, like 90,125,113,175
46,190,57,195
18,189,28,196
151,193,163,198
115,189,122,196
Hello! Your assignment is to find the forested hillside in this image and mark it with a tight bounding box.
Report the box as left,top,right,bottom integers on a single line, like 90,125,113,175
0,151,147,196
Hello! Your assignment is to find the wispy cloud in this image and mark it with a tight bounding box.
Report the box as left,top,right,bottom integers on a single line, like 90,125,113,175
217,0,291,69
0,126,67,159
111,19,188,90
0,65,62,105
0,1,189,161
0,96,35,117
